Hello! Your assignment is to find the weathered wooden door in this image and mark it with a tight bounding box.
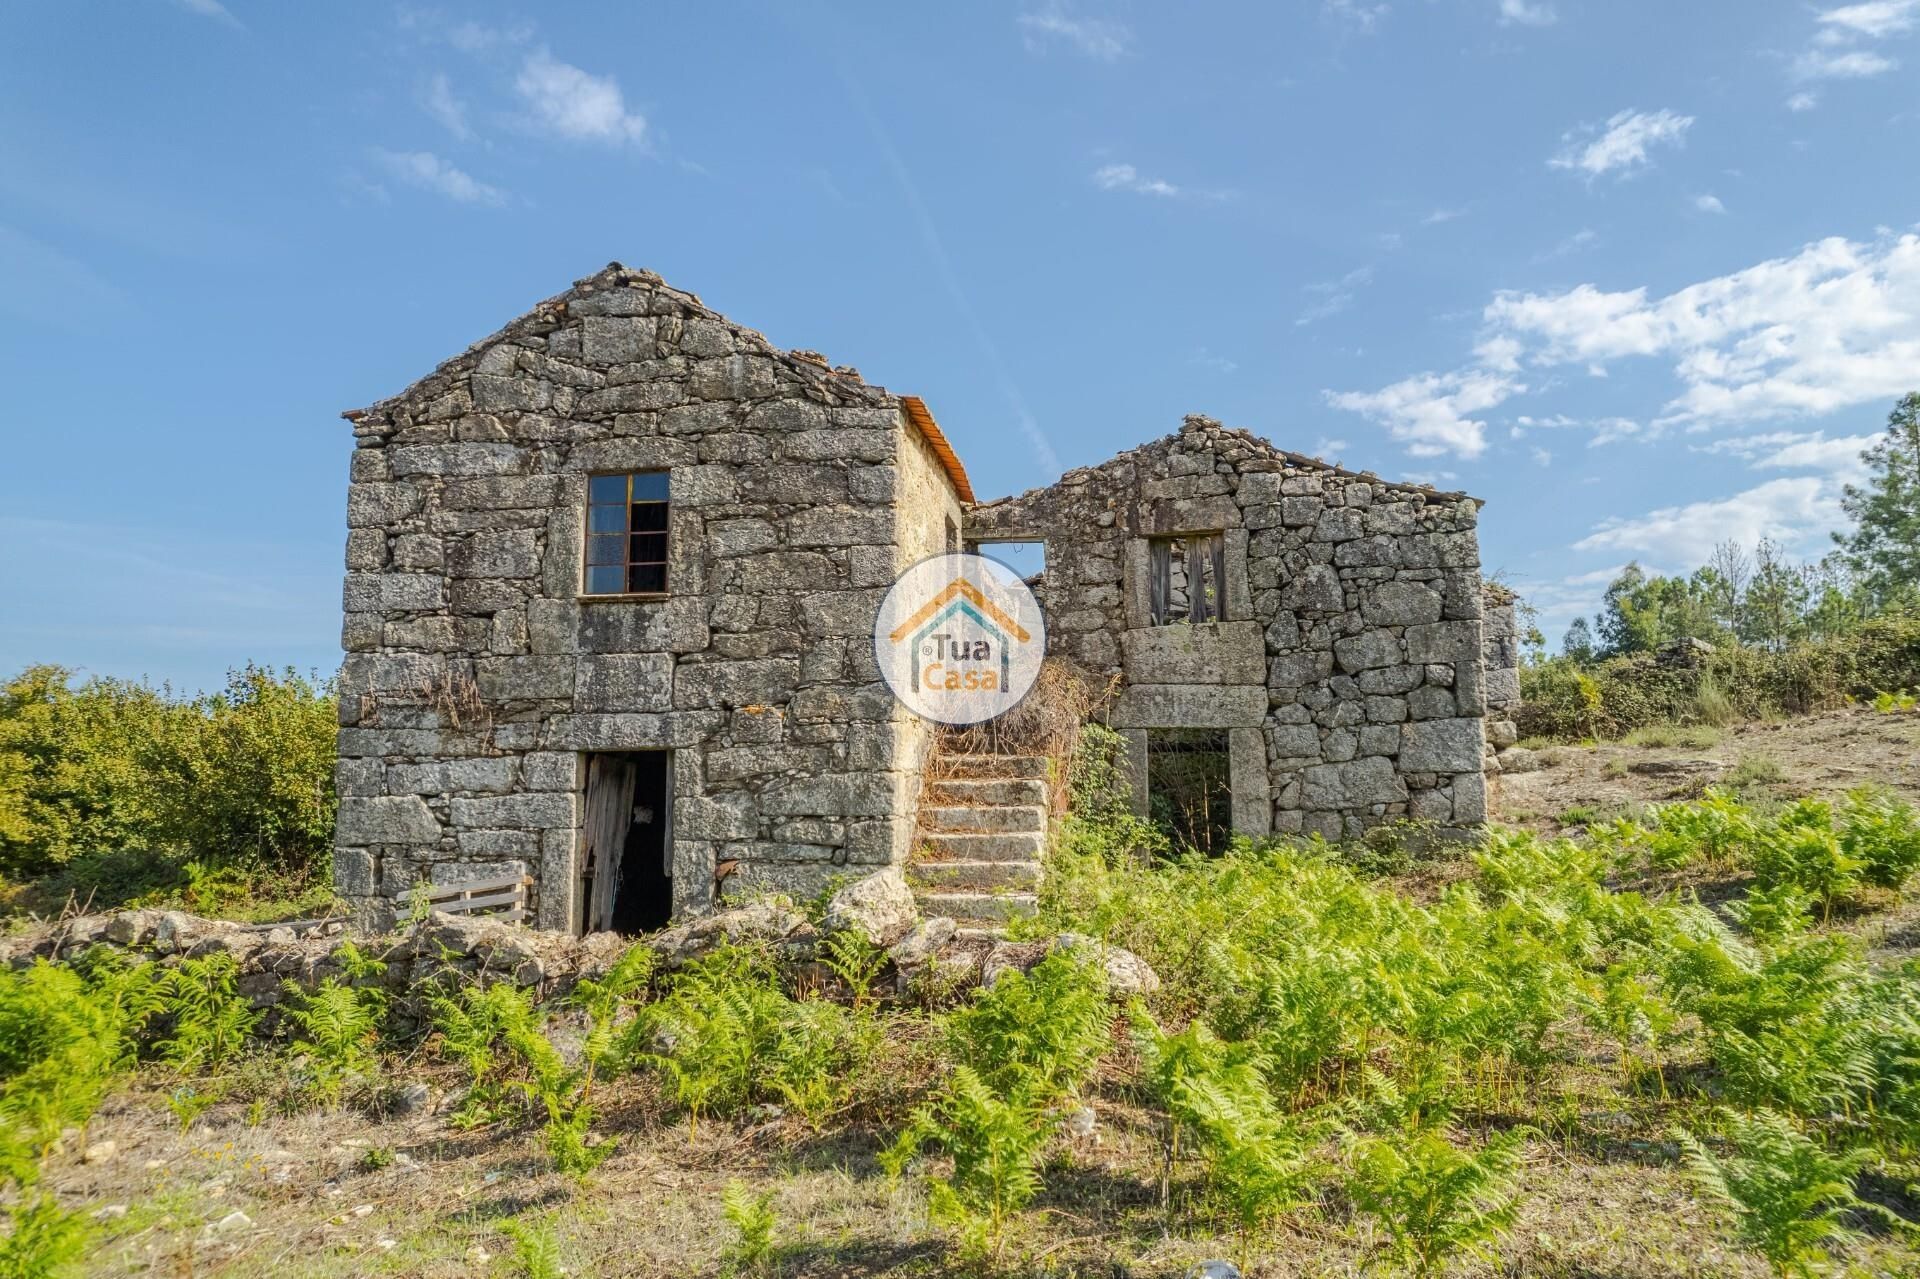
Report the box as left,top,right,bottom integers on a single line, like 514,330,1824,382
581,754,637,934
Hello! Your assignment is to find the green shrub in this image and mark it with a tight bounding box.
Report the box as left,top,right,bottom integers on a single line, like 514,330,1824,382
942,950,1109,1100
0,664,336,895
1136,1017,1320,1264
1838,787,1920,889
1345,1124,1531,1278
634,944,868,1133
0,1195,91,1278
720,1180,778,1276
1517,613,1920,741
1675,1109,1884,1278
281,941,387,1108
882,1064,1054,1263
1750,801,1862,918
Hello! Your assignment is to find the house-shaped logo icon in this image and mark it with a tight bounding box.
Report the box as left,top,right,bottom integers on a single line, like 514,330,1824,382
874,555,1045,725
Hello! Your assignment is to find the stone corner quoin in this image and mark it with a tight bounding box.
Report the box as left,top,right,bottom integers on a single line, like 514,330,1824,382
333,264,1517,931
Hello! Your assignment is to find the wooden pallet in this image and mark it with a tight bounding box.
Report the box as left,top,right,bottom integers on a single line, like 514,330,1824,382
424,870,531,924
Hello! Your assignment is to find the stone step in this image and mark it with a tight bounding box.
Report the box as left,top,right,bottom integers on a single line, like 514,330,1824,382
915,890,1038,923
908,859,1042,891
938,755,1052,781
928,777,1049,808
920,804,1049,835
918,830,1046,862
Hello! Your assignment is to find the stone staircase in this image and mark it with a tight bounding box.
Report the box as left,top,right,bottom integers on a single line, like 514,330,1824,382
907,755,1051,931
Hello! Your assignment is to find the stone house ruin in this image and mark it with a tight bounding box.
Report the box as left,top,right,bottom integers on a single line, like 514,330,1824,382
335,263,1514,932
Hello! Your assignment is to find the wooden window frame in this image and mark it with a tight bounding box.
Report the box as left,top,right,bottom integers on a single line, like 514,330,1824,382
581,471,671,600
1148,532,1226,625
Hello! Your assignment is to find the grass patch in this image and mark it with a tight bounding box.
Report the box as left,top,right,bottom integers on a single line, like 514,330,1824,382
1726,753,1788,790
1624,723,1722,750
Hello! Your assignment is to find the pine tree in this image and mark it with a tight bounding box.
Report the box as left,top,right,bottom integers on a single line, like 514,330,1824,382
1835,391,1920,606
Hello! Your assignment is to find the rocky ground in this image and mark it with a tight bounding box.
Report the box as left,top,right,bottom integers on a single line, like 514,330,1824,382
29,706,1920,1278
1493,704,1920,829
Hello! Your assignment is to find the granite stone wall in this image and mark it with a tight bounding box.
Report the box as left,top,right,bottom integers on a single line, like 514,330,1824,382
964,415,1489,839
1482,586,1522,753
335,264,954,930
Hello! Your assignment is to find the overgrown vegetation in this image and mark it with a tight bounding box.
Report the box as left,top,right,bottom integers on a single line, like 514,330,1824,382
8,721,1920,1272
0,665,336,919
1518,393,1920,741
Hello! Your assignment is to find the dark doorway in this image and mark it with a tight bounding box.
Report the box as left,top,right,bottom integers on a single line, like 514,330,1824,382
580,751,672,935
1146,729,1232,856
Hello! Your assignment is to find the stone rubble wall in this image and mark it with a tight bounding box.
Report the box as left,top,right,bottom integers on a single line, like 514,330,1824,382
5,869,1156,1019
336,264,951,930
965,415,1489,839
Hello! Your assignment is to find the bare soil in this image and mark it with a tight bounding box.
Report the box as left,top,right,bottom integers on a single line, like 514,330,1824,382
42,706,1920,1278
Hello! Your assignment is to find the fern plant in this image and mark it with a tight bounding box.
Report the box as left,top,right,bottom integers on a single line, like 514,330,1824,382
721,1180,778,1276
1345,1124,1531,1278
1136,1016,1319,1265
1674,1109,1885,1278
281,942,388,1108
882,1064,1052,1263
820,929,887,1011
0,1194,91,1279
942,950,1110,1100
1751,801,1862,920
153,952,258,1074
501,1217,564,1279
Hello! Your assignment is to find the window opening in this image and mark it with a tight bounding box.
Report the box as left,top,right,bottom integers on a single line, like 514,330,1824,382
585,472,669,595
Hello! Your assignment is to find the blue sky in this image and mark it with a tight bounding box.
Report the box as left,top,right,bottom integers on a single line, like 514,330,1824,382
3,1,1918,692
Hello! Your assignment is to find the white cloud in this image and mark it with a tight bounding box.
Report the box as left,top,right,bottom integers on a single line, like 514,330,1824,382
172,0,239,25
1699,430,1877,479
1535,227,1599,262
1788,1,1914,92
1794,47,1898,78
1498,0,1557,26
1531,446,1553,466
371,149,506,205
1817,0,1920,42
1423,206,1467,225
1574,476,1842,563
1092,163,1179,197
1017,5,1131,60
1550,108,1694,179
1324,0,1390,33
1483,231,1920,427
1788,91,1821,111
1694,193,1727,214
1314,437,1351,457
1298,265,1375,326
1324,368,1521,458
1188,349,1238,374
515,50,647,145
421,72,471,141
1329,229,1920,460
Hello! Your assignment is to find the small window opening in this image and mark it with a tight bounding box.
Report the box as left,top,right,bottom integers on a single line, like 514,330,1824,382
580,751,673,934
584,472,670,595
972,540,1047,603
1146,728,1232,855
944,516,960,554
1149,533,1224,625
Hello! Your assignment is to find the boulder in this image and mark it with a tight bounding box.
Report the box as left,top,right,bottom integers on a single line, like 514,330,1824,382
649,898,809,964
887,916,957,970
1498,746,1544,774
1053,933,1161,996
822,868,918,947
980,933,1162,998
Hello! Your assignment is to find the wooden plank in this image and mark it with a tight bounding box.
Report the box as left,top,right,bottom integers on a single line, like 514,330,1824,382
436,887,525,914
